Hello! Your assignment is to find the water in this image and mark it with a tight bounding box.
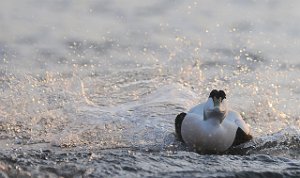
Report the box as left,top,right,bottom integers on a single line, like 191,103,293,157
0,0,300,177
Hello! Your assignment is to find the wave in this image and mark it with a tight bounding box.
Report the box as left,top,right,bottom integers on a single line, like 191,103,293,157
228,127,300,159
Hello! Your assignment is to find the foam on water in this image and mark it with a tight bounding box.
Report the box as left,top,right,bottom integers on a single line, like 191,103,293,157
0,0,300,177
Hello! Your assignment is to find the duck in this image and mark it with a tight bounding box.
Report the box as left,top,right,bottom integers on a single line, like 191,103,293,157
175,90,252,153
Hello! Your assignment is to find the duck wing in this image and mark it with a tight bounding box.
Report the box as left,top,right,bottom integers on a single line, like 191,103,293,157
225,110,250,134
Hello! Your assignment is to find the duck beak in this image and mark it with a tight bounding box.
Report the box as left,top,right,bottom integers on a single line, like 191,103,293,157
213,96,222,108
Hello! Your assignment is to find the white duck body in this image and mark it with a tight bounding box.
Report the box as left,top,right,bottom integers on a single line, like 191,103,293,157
181,98,250,152
188,102,250,134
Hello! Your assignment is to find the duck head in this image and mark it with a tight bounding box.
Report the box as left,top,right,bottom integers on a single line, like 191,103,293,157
203,90,228,123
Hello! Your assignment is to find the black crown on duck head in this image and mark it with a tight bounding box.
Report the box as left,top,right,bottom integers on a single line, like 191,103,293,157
209,90,226,100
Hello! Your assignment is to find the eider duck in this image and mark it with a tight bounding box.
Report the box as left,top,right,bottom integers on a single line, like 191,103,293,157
175,90,252,153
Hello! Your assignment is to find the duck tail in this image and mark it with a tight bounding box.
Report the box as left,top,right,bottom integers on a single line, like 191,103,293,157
175,112,186,142
231,127,253,146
